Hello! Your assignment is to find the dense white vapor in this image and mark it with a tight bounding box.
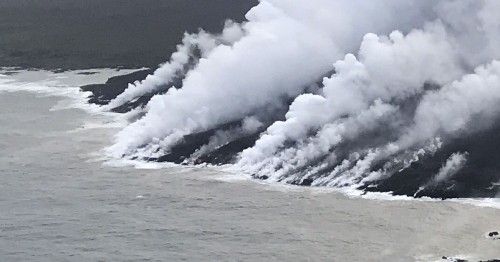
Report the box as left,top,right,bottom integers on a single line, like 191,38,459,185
109,0,438,158
105,33,207,110
413,151,468,196
434,0,500,67
433,152,468,183
238,22,462,168
239,100,399,181
106,23,245,110
397,60,500,148
319,60,500,187
232,0,500,187
109,0,500,190
189,116,263,160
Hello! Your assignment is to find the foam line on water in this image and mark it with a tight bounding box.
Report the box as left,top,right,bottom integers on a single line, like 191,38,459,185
0,68,140,116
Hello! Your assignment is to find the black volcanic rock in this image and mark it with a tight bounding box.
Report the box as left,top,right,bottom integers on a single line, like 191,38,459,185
200,133,262,165
81,66,500,200
150,121,243,164
80,68,185,113
360,121,500,199
149,121,267,165
441,257,467,262
77,52,500,200
299,178,314,186
81,69,153,106
441,256,500,262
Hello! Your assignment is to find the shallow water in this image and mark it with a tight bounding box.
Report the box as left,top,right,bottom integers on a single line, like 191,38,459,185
1,71,500,262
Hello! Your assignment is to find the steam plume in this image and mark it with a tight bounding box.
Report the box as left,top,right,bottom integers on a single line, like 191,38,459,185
105,0,500,194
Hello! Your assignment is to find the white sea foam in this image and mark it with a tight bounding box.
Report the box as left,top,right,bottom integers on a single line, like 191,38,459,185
0,68,139,112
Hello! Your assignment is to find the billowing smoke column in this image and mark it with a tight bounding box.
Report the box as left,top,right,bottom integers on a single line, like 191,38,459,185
106,0,500,197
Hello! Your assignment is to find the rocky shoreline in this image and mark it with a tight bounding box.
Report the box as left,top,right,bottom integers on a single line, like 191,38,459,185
14,0,499,201
81,69,500,201
442,258,500,262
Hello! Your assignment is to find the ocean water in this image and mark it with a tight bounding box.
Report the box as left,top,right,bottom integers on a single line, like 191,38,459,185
1,70,500,262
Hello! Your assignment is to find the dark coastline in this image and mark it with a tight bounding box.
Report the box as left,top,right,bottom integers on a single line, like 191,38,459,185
4,0,500,201
0,0,256,70
81,67,500,200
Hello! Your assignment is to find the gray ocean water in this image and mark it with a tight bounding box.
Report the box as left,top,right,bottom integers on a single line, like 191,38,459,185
1,71,500,262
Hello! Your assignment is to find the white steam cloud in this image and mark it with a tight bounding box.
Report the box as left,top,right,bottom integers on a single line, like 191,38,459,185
434,152,468,183
106,22,246,110
107,0,500,189
107,0,438,158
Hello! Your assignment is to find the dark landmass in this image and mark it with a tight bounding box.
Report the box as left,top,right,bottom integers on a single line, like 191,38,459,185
81,69,500,200
81,69,286,164
150,121,257,164
52,0,498,200
360,123,500,199
441,257,500,262
0,0,256,70
6,1,500,260
81,69,154,106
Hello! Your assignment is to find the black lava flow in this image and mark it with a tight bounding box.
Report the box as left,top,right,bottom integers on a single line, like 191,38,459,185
81,69,500,200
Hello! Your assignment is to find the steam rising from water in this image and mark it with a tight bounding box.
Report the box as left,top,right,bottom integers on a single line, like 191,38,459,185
106,0,500,190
